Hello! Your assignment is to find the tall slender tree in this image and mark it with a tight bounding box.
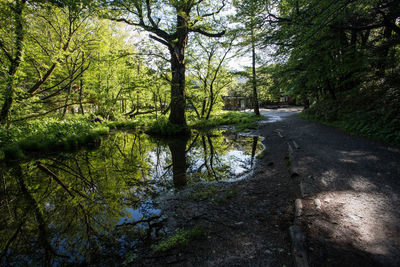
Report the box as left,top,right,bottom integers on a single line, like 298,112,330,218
233,0,263,115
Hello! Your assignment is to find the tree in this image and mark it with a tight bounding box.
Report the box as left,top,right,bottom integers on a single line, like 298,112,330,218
0,1,96,123
232,0,265,115
254,0,400,106
187,35,234,119
103,0,226,128
0,0,26,124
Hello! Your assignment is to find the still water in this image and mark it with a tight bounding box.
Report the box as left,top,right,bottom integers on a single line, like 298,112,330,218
0,130,263,266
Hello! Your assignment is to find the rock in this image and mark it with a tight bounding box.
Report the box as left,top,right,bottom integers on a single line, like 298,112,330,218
314,199,321,210
295,199,303,217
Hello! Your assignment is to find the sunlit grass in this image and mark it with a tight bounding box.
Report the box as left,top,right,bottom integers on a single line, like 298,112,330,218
189,111,263,132
0,118,109,160
0,111,263,160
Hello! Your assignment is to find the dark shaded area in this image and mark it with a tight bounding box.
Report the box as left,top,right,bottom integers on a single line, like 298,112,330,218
258,109,400,267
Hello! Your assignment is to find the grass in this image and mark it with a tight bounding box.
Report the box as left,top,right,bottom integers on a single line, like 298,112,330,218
151,225,205,253
0,117,109,161
146,116,190,136
189,111,263,132
0,110,263,160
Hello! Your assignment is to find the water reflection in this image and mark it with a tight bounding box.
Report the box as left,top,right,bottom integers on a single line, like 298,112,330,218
0,130,263,266
167,136,190,188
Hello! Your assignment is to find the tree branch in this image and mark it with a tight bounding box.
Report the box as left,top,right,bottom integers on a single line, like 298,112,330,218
149,34,171,47
0,38,12,62
190,28,225,37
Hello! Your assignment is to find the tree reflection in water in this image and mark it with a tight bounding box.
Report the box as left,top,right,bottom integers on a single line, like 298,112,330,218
167,135,190,188
0,130,263,266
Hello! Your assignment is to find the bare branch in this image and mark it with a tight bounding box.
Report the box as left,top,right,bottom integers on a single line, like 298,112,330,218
149,34,171,47
190,28,225,37
195,0,225,24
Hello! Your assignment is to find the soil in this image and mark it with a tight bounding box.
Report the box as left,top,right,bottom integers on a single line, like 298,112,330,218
134,107,400,267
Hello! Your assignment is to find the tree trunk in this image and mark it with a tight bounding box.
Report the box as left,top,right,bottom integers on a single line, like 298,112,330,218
0,0,26,124
168,137,189,188
168,14,188,127
169,47,187,126
79,52,85,115
251,27,260,116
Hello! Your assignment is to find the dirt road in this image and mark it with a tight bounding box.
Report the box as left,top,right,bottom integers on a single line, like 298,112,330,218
256,107,400,266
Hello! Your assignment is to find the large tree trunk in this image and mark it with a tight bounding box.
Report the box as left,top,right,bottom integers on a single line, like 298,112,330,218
169,50,186,125
168,15,188,127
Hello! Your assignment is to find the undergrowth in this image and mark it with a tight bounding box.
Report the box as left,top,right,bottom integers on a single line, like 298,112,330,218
299,78,400,146
151,225,205,253
0,117,109,160
0,111,263,160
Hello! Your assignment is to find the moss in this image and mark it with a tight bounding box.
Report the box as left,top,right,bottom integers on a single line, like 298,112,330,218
151,225,205,253
256,149,268,159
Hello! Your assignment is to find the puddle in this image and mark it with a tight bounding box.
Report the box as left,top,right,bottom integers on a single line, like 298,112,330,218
259,115,283,124
0,129,263,266
258,108,302,124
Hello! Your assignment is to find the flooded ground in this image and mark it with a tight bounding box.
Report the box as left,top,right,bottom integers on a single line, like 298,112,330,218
257,107,303,124
0,129,264,266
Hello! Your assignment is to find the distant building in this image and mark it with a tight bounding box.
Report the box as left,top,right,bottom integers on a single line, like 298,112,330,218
222,96,252,110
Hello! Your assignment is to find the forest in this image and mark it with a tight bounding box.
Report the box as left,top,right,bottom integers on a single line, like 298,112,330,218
0,0,399,266
1,0,399,154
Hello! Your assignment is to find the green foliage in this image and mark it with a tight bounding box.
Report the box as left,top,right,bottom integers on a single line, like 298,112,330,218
151,225,205,253
0,118,109,160
146,116,190,136
190,111,262,132
299,80,400,146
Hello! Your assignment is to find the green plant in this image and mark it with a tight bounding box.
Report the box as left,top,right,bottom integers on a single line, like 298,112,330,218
0,118,110,160
146,116,190,136
151,225,205,253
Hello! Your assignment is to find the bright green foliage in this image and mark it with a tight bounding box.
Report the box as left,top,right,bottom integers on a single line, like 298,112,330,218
0,117,109,160
146,116,190,136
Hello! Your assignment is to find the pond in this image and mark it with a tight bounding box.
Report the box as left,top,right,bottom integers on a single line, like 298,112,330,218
0,129,263,266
